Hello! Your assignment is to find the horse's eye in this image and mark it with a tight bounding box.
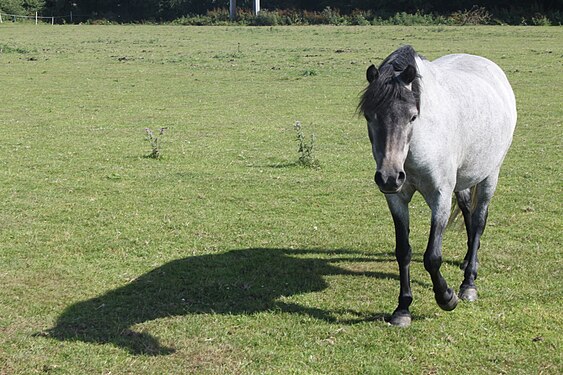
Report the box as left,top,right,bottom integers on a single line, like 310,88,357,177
410,115,418,123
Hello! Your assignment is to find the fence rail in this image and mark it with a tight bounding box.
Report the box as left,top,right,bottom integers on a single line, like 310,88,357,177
0,11,81,24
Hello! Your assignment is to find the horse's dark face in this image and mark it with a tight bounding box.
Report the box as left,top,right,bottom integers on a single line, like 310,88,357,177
362,64,419,194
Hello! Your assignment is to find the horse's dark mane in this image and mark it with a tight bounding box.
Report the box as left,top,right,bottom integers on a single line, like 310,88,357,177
358,45,423,116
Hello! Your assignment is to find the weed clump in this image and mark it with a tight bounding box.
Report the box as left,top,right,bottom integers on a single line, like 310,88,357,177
144,127,167,159
294,121,319,168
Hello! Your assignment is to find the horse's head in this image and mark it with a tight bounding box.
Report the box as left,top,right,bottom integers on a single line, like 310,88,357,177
359,60,420,194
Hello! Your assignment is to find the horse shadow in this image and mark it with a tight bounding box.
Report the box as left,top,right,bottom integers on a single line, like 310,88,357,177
43,248,428,356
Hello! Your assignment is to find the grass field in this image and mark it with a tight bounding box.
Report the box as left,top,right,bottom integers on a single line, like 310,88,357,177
0,24,561,374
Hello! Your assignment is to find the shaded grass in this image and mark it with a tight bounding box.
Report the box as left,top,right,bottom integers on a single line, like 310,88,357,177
0,25,561,374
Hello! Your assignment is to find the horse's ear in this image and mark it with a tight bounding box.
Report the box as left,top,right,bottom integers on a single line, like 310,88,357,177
366,64,379,83
398,64,417,85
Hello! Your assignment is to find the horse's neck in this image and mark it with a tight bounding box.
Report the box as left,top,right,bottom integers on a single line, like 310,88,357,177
416,57,437,100
416,57,448,113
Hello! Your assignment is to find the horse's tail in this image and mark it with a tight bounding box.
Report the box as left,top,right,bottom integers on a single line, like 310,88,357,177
447,186,478,228
447,201,462,228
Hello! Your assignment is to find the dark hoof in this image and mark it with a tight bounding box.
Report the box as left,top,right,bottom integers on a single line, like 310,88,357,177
388,310,411,327
437,289,459,311
459,286,478,302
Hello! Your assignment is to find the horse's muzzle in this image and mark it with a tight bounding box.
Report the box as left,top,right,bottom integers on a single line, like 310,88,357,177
375,170,406,194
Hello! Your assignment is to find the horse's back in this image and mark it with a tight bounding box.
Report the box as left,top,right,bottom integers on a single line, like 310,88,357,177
416,53,517,191
432,54,516,120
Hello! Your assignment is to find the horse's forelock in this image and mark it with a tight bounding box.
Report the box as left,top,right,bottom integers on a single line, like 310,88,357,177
359,67,417,116
359,45,422,116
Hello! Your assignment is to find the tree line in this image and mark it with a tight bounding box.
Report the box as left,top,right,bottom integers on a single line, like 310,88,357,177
0,0,561,24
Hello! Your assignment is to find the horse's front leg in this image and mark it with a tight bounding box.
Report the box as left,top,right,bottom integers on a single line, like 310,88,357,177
386,189,414,327
424,191,459,311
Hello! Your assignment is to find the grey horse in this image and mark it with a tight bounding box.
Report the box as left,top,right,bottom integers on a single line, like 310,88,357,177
359,45,516,327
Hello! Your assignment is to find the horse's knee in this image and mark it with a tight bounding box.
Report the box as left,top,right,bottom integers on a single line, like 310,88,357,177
423,253,442,273
395,246,412,265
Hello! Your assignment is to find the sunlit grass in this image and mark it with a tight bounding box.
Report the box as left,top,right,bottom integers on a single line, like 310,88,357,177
0,24,560,374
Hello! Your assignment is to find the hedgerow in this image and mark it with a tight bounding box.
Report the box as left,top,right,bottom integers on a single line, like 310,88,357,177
170,7,561,26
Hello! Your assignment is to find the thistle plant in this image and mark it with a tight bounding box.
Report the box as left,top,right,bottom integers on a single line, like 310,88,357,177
144,127,167,159
294,121,318,168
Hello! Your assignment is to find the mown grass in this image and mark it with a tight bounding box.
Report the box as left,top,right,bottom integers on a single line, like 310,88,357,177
0,24,561,374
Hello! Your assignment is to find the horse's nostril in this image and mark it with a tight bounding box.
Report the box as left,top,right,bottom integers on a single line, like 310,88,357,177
398,171,406,183
374,171,384,186
375,170,404,193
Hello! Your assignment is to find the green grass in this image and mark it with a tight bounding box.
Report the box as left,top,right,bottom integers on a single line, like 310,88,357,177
0,24,561,374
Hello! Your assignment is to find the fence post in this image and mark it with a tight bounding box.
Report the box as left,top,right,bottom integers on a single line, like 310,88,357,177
36,12,38,24
230,0,236,20
253,0,260,15
51,16,54,25
70,11,73,23
0,13,3,23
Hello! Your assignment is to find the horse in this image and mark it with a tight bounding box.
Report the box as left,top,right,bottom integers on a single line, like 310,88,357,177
358,45,516,327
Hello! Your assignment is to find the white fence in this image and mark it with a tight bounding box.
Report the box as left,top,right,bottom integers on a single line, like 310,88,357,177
0,11,77,24
230,0,261,20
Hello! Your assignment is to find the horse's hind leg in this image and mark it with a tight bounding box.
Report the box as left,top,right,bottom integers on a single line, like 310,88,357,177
455,188,474,271
459,175,498,301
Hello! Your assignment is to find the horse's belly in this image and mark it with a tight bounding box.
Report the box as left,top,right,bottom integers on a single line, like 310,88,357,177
454,172,487,192
454,122,514,192
454,150,505,192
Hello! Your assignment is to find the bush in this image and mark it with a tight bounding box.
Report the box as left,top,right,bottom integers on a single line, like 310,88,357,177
531,14,552,26
0,0,25,14
168,7,559,27
251,10,281,26
450,6,492,25
0,0,44,15
387,11,445,26
350,10,371,26
206,8,230,23
173,15,213,26
320,7,347,25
